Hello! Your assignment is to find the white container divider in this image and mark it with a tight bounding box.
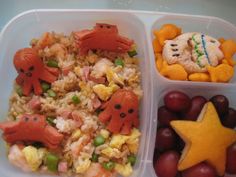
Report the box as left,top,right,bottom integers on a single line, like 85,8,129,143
0,9,235,177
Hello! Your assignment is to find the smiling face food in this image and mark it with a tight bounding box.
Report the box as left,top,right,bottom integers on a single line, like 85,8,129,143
153,24,236,82
163,32,224,73
0,24,142,177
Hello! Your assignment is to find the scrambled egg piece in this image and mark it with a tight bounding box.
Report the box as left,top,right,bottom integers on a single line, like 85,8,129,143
115,163,133,177
22,146,47,171
100,129,110,139
106,67,124,85
74,66,82,77
93,83,119,101
109,128,141,153
101,147,121,158
126,128,141,154
110,134,129,149
71,129,82,141
75,158,91,174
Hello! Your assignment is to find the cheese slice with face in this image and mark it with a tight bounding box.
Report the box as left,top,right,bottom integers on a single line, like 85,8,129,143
162,32,224,73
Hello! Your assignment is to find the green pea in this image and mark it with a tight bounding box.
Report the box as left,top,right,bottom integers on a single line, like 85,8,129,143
41,82,51,92
16,85,23,96
102,161,115,171
45,153,59,172
47,60,59,68
47,89,56,97
128,50,137,57
46,117,55,126
91,153,99,162
72,95,80,104
115,58,124,67
127,154,137,166
93,135,105,147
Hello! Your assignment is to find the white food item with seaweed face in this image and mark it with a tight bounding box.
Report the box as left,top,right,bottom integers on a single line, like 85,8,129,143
162,32,224,73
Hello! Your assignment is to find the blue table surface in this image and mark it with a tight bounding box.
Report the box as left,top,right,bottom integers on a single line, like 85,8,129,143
0,0,236,31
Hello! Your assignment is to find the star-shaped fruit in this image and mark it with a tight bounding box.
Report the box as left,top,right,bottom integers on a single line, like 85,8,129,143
170,102,236,176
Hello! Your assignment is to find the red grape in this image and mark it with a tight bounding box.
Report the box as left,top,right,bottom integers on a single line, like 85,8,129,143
226,142,236,174
158,106,178,126
222,108,236,129
182,162,217,177
210,95,229,116
183,96,207,121
154,151,180,177
155,127,177,151
164,91,191,112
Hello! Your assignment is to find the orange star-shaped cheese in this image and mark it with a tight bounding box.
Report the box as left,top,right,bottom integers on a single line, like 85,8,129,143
170,102,236,176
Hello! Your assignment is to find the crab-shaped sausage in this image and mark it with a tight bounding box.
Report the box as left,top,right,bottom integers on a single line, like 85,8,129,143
74,23,134,55
98,89,139,135
14,48,58,96
0,114,63,149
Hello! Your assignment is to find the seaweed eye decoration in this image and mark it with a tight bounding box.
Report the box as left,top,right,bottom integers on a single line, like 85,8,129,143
13,48,59,96
98,89,139,135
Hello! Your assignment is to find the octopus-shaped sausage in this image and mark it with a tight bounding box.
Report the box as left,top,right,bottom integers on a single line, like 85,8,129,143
0,114,63,149
14,48,58,96
74,23,133,55
98,89,139,135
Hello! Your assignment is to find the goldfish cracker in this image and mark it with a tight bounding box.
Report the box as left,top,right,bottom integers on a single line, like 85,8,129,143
218,37,225,44
155,53,163,71
188,73,210,82
154,24,182,46
160,60,188,80
207,64,234,83
153,39,162,53
220,39,236,66
222,59,229,64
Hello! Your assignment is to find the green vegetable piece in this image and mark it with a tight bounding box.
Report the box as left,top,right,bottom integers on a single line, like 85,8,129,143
115,58,124,67
128,50,137,57
93,135,105,147
47,89,56,97
16,85,23,96
102,161,115,171
41,82,51,92
127,154,137,166
47,60,58,68
46,117,55,126
45,153,59,172
91,153,99,162
72,95,81,104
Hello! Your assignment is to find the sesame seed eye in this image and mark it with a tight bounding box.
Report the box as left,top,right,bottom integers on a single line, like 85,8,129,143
33,117,38,121
114,104,121,110
24,117,29,122
128,109,134,114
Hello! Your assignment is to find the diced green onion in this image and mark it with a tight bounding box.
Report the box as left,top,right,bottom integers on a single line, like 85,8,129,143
91,153,99,162
127,154,137,166
47,89,56,97
115,58,124,67
128,50,138,57
46,117,55,126
47,60,59,68
16,85,23,96
41,82,51,92
102,161,115,171
93,135,105,147
45,153,59,172
72,95,81,104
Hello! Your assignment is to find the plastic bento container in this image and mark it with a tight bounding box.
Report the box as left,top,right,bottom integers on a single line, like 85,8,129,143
0,9,235,177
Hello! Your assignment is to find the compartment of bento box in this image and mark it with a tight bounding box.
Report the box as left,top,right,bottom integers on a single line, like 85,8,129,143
0,9,154,177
